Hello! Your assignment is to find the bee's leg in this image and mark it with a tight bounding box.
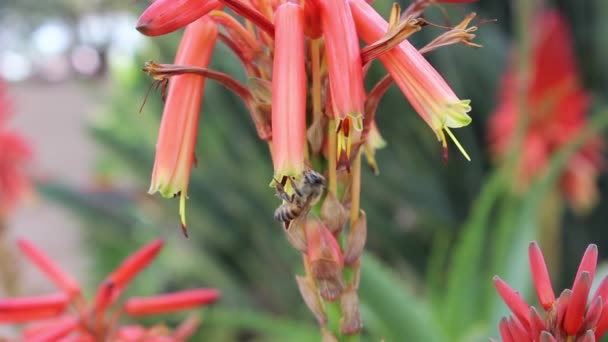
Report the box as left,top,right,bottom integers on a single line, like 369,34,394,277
274,178,294,203
288,177,303,198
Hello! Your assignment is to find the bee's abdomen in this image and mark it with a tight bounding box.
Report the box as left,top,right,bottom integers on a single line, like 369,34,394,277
274,205,300,222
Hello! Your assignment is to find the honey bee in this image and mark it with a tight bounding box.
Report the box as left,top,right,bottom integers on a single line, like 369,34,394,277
274,170,326,228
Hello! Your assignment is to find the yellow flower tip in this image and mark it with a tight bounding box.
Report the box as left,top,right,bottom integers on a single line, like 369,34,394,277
179,191,189,238
363,145,380,175
444,99,472,128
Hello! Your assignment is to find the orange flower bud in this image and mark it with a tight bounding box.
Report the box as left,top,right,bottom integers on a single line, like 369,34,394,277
148,17,218,235
271,2,307,178
124,289,220,316
136,0,222,36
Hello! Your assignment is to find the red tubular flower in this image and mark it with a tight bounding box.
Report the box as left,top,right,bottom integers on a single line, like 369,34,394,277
94,239,164,310
26,316,79,341
350,0,472,160
0,293,69,323
17,239,81,298
136,0,223,36
148,17,218,236
320,0,366,167
124,289,220,316
6,239,219,340
487,10,603,211
320,0,366,122
493,241,608,341
271,2,307,179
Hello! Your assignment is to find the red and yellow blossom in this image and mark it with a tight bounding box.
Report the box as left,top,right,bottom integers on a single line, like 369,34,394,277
1,239,219,340
270,2,307,180
488,10,603,212
148,16,218,236
492,241,608,341
350,0,473,160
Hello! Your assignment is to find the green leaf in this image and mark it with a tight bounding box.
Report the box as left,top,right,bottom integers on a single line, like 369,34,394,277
202,308,319,342
359,254,443,342
440,170,505,339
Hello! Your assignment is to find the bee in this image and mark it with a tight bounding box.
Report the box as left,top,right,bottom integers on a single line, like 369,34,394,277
274,170,326,228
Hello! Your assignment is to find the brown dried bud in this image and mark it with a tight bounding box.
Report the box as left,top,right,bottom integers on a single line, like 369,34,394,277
306,219,344,301
320,191,348,234
340,287,362,335
284,217,308,253
307,114,326,156
295,276,326,325
344,210,367,265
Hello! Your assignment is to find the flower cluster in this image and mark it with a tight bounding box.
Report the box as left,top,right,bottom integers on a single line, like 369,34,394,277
488,10,603,212
492,241,608,341
136,0,478,233
0,79,32,217
135,0,479,338
0,239,219,341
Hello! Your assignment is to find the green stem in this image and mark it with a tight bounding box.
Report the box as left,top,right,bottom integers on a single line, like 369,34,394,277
503,0,536,188
324,298,343,339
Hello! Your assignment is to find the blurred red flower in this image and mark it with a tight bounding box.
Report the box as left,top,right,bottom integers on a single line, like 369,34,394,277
0,79,32,216
488,10,603,212
0,239,220,341
492,241,608,341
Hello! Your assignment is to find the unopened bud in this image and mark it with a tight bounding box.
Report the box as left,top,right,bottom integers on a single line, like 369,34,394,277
285,218,308,253
340,287,362,335
306,219,344,301
320,191,348,234
295,276,326,325
344,211,367,265
307,114,326,156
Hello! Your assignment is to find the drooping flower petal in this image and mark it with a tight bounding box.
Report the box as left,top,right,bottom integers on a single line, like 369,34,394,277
148,16,218,235
270,2,307,179
321,0,366,168
350,0,472,160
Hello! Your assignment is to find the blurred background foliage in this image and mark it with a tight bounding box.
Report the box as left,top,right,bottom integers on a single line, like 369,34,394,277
10,0,608,340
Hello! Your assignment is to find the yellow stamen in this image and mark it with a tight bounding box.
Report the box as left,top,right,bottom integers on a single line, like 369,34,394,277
179,191,189,237
444,127,471,161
